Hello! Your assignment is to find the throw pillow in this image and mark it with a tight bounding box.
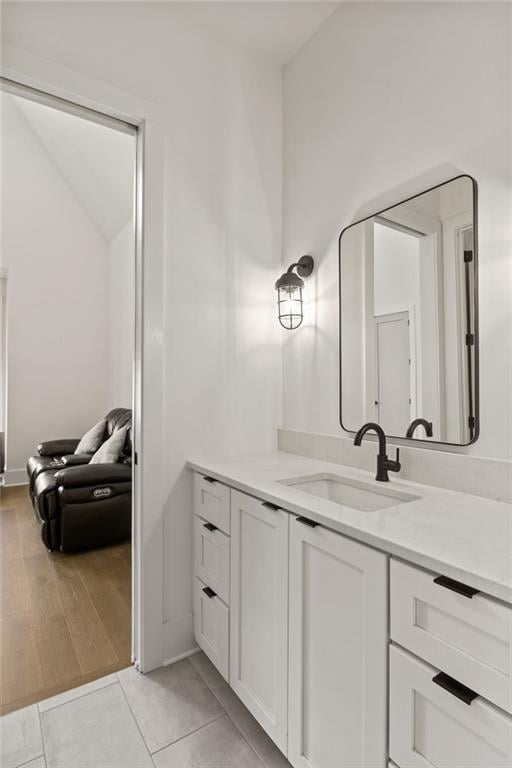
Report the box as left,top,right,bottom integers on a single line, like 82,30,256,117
89,425,129,465
74,419,106,454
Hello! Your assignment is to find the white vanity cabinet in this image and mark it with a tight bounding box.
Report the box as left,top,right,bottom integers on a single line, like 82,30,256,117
229,490,289,752
390,558,512,768
288,516,388,768
193,473,231,680
192,471,389,767
390,645,512,768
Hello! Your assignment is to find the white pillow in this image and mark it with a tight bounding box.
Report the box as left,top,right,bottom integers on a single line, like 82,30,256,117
74,419,106,454
89,425,129,465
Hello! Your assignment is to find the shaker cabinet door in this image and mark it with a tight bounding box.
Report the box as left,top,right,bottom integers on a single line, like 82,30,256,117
230,491,289,754
288,517,388,768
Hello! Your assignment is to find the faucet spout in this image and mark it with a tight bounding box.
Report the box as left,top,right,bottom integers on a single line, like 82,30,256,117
406,418,433,438
354,422,387,455
353,422,401,482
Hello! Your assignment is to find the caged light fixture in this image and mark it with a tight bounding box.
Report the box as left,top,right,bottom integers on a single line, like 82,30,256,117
275,255,314,330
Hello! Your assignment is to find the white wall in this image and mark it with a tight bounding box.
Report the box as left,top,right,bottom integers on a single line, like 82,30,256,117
1,1,283,663
373,225,420,317
282,1,512,461
107,220,134,410
0,93,110,480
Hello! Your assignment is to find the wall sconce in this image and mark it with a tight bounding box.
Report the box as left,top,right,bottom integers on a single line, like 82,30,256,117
275,255,314,330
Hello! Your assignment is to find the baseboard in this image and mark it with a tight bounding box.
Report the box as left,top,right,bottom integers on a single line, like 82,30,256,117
162,647,200,667
3,469,28,486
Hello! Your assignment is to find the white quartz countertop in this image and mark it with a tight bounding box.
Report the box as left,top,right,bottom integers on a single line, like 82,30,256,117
187,451,512,604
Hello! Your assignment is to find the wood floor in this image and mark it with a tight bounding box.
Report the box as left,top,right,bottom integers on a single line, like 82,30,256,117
0,484,131,715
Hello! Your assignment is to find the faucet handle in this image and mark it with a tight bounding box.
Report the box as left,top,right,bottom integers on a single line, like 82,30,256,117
393,448,401,471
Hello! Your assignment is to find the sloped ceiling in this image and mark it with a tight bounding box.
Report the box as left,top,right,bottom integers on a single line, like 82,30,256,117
171,2,341,64
12,93,134,243
2,2,341,69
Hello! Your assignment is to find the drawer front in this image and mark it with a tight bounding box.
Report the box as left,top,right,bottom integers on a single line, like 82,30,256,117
194,577,229,681
390,644,512,768
194,515,230,604
391,558,512,713
194,473,230,534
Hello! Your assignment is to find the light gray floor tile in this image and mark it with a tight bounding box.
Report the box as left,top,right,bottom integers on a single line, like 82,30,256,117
117,660,223,754
18,758,46,768
41,682,152,768
0,704,43,768
188,652,225,693
190,653,291,768
38,673,118,712
152,716,264,768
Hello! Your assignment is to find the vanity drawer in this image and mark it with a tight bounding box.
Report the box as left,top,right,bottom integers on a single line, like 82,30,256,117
194,515,230,604
390,644,512,768
194,577,229,681
391,559,512,713
194,473,230,534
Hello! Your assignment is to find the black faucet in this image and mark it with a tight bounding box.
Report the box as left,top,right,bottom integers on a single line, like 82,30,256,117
406,418,433,439
353,423,401,482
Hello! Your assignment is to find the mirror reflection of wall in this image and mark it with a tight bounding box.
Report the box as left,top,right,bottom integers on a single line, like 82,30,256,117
340,175,477,446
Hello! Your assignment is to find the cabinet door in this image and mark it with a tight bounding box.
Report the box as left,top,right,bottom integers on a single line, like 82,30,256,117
230,491,289,754
390,644,512,768
194,473,230,534
288,517,388,768
194,577,229,681
194,515,230,604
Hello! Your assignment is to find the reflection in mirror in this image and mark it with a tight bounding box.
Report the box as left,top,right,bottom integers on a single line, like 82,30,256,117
339,175,478,446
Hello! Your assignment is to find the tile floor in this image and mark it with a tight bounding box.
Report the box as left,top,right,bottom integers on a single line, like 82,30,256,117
0,652,292,768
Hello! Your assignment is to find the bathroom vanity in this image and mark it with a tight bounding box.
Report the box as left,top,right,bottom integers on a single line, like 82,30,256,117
188,453,512,768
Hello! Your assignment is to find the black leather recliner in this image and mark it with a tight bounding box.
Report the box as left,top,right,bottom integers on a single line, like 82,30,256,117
27,408,132,552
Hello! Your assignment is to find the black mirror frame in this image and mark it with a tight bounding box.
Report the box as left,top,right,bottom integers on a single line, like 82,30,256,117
338,174,479,448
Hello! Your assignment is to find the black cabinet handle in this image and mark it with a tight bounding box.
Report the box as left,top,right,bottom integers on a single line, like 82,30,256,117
203,522,217,532
203,476,217,484
296,516,319,528
262,501,281,511
202,586,216,599
432,672,478,705
433,575,480,599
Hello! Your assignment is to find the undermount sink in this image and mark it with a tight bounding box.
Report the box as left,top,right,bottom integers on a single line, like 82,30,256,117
279,473,420,512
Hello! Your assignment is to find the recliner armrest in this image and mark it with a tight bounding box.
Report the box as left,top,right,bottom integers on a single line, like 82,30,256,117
61,454,92,467
55,463,132,488
38,439,80,457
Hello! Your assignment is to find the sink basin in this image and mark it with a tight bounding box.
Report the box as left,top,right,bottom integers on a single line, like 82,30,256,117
279,473,420,512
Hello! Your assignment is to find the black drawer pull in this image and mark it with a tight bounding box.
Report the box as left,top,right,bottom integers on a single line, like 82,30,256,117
262,501,281,511
202,586,216,599
203,522,218,532
432,672,478,705
203,476,217,484
296,516,319,528
433,575,480,599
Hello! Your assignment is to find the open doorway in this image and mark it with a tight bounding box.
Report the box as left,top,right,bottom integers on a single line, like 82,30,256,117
0,82,137,714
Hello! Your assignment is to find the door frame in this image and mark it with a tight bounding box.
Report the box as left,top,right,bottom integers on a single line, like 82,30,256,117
0,48,165,672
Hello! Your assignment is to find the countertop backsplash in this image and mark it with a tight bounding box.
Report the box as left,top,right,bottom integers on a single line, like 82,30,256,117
277,428,512,504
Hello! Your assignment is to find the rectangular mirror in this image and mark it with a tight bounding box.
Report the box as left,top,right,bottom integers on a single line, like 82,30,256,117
339,175,478,446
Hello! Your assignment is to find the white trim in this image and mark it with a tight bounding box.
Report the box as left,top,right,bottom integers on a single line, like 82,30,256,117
3,469,27,486
162,647,201,667
1,76,136,136
1,45,165,673
442,211,474,443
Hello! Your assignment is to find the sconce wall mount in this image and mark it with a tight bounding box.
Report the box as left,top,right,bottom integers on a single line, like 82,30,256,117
275,255,314,330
